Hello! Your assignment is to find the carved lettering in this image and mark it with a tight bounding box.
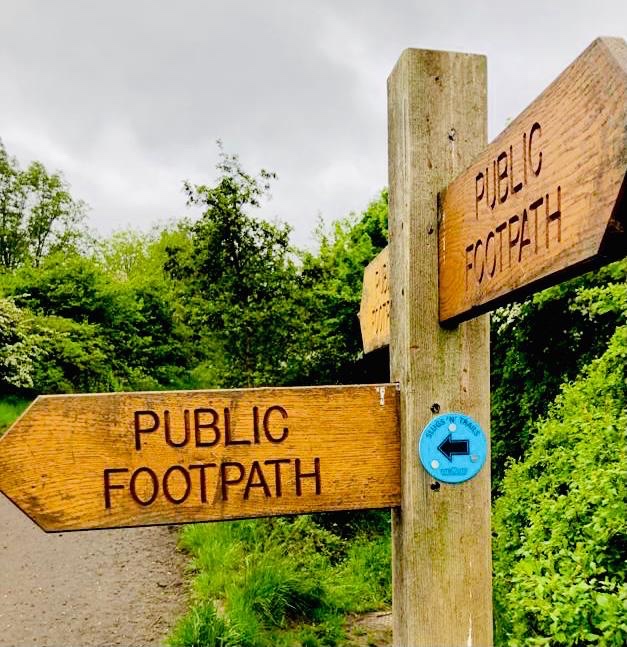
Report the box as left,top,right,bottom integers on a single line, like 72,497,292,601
103,468,129,509
225,407,251,446
189,463,216,503
474,122,544,221
462,121,564,292
529,121,542,176
263,406,289,443
164,409,189,448
545,185,562,248
129,467,159,506
134,411,159,450
370,261,390,335
463,186,564,290
243,460,271,499
295,458,321,496
220,462,245,500
497,151,508,204
475,172,484,218
163,465,191,504
133,406,289,449
102,457,323,509
194,408,220,447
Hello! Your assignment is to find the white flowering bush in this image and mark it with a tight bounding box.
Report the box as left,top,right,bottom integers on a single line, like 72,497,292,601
0,297,43,389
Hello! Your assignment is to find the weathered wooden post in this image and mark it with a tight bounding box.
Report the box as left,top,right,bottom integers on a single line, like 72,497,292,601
387,49,492,646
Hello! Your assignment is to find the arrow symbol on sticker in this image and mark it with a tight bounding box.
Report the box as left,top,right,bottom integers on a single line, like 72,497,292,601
437,434,469,461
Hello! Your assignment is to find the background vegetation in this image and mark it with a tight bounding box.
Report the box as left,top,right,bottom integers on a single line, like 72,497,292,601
1,138,625,645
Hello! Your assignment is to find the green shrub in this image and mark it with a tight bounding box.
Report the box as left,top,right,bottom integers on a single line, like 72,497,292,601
491,259,626,490
0,297,44,391
493,325,627,646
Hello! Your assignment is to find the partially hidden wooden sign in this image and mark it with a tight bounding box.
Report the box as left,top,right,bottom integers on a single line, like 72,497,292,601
0,385,400,532
359,246,391,353
439,37,627,324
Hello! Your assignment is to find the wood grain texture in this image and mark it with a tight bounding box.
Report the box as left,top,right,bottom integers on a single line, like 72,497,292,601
359,245,391,353
0,385,400,532
388,49,492,646
439,37,627,324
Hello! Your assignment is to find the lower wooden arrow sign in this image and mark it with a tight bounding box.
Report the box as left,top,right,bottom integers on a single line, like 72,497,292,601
0,385,400,532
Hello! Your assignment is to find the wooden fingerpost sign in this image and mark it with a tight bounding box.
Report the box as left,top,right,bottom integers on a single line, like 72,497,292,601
359,246,390,353
439,37,627,324
387,48,492,646
360,37,626,345
0,385,400,532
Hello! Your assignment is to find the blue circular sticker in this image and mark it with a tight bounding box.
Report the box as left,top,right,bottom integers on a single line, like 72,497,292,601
418,413,487,484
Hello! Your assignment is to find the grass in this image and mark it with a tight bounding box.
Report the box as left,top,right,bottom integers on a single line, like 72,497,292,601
0,396,31,436
168,513,392,647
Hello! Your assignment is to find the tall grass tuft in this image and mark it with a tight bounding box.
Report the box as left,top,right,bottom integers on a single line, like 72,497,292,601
0,396,31,436
168,515,391,647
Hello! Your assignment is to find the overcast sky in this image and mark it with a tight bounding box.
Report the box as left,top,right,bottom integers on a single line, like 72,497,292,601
1,1,625,248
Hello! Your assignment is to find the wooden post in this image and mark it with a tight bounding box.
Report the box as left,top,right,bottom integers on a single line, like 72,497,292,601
388,49,492,645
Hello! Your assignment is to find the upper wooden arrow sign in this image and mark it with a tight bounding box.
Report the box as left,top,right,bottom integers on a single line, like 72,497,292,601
439,37,627,324
0,385,400,532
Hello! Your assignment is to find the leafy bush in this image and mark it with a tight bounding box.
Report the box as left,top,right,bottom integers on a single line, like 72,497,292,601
493,325,627,646
1,249,195,393
0,296,43,390
491,259,627,489
29,315,115,393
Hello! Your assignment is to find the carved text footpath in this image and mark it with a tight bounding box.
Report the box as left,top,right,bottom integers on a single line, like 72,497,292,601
464,122,563,290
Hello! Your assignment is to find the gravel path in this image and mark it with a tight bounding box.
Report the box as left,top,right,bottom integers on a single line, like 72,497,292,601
0,495,187,647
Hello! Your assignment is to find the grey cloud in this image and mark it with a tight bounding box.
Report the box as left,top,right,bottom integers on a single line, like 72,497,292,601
1,1,625,247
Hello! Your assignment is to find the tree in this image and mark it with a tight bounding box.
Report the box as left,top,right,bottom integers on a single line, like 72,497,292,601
295,190,388,385
21,161,85,265
0,140,85,269
166,147,303,388
96,225,192,284
0,141,27,269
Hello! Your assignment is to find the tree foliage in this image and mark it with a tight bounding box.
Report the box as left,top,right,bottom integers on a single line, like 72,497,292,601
296,190,388,385
168,149,302,387
1,249,194,393
0,140,85,269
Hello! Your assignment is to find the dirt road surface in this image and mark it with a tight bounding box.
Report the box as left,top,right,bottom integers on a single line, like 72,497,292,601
0,495,187,647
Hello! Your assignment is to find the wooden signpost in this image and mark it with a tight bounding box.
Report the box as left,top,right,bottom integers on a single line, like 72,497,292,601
386,46,492,647
357,35,625,646
1,35,626,647
0,385,399,532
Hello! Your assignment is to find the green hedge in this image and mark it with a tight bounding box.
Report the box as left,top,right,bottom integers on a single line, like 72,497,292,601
493,325,627,646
